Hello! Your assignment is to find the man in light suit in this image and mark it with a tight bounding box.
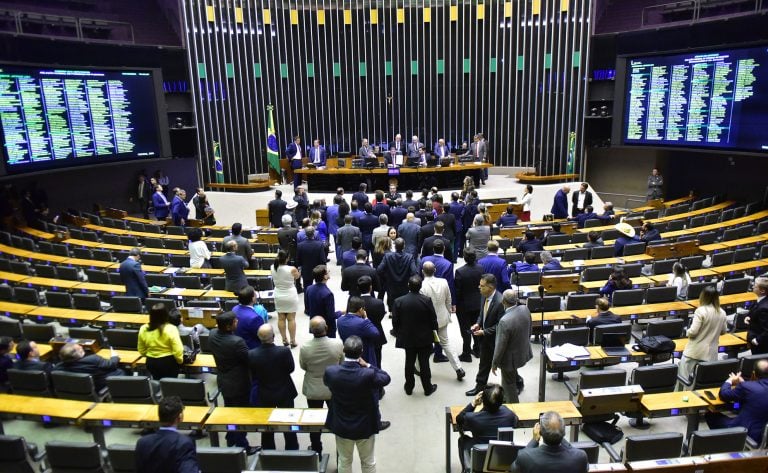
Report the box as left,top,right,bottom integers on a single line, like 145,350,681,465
309,139,328,166
460,133,489,184
119,248,149,300
358,138,376,159
324,336,391,473
222,222,254,263
300,317,344,455
512,411,588,473
286,135,304,189
407,135,424,158
433,138,450,159
492,290,533,403
397,213,421,258
135,396,199,473
421,261,465,380
466,274,504,396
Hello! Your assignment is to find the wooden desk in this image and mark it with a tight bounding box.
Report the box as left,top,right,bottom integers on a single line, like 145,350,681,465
73,282,126,294
533,308,596,327
95,312,149,328
124,216,166,226
640,391,709,438
707,259,768,277
205,407,329,447
673,333,748,357
444,401,582,473
688,292,757,308
200,289,237,299
22,276,81,290
0,243,68,263
184,268,271,277
61,257,115,269
702,233,768,252
561,254,652,269
162,288,207,298
580,276,655,291
694,388,728,411
611,301,693,321
183,353,217,373
575,201,734,234
16,226,56,241
0,271,32,283
649,269,717,284
142,405,210,429
627,450,768,472
0,394,93,431
0,301,38,316
95,348,144,367
663,210,768,239
26,306,104,323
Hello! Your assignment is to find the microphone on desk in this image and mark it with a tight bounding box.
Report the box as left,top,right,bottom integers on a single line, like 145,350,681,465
538,285,545,298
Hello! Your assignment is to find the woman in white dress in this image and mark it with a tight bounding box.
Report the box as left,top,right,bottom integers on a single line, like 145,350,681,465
520,185,533,222
271,249,300,347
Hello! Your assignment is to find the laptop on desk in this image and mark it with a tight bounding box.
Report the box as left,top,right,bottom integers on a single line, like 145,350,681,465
600,332,631,357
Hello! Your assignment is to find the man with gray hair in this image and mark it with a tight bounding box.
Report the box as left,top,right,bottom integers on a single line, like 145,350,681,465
492,290,532,403
119,247,148,300
336,214,362,266
465,214,491,259
512,411,588,473
371,213,390,247
420,261,464,380
540,251,563,272
220,240,249,293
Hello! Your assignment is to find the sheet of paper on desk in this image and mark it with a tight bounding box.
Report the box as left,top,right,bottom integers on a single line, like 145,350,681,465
187,308,204,319
268,409,302,423
163,267,180,274
546,343,590,361
301,409,328,424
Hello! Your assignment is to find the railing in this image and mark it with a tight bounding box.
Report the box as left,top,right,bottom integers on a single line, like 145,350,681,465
642,0,765,28
0,8,134,43
596,192,648,210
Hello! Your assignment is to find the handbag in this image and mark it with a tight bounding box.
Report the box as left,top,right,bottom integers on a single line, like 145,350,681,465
632,335,675,354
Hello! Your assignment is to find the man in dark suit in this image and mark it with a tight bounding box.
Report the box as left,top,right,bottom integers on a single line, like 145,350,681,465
352,183,369,209
389,134,405,158
388,199,407,229
517,231,544,254
397,213,422,258
119,248,149,300
341,250,379,297
220,240,249,293
296,226,327,306
54,342,123,391
286,135,304,189
550,185,570,219
478,241,510,292
324,336,391,473
151,185,170,220
455,249,484,362
496,204,519,227
135,396,199,473
170,188,189,226
208,311,258,454
393,276,439,396
512,411,588,473
386,184,402,202
293,185,310,223
309,139,328,166
267,189,287,228
13,340,52,372
222,222,254,263
492,290,533,403
357,203,379,252
371,191,390,218
248,325,299,450
357,276,387,367
337,296,381,368
639,221,662,243
570,205,599,228
586,297,622,333
705,359,768,443
342,237,364,269
402,190,418,211
570,182,593,217
466,274,504,396
436,204,457,256
305,265,338,338
420,240,456,305
277,214,299,263
449,193,466,258
746,277,768,354
456,384,519,472
421,221,453,261
131,174,151,219
377,238,418,315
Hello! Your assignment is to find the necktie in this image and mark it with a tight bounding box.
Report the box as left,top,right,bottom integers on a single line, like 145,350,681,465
475,144,479,158
482,297,490,327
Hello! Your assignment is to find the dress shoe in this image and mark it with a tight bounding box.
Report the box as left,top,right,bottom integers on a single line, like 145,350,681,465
465,386,483,396
404,385,413,395
246,446,262,456
471,347,480,358
433,355,449,363
458,353,473,363
456,368,466,381
379,421,391,431
425,384,438,396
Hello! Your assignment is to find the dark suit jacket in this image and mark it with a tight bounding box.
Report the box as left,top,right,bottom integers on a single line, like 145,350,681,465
455,263,484,314
152,192,170,219
389,141,405,155
135,428,199,473
747,297,768,354
392,292,438,349
586,311,622,330
293,193,309,222
119,257,148,299
247,343,297,406
296,238,327,281
208,329,251,400
268,198,287,228
717,378,768,442
551,189,569,219
513,439,588,473
341,262,379,297
324,361,391,440
478,254,511,292
14,358,52,373
397,221,421,256
285,142,301,160
53,354,121,391
456,403,518,442
308,146,328,165
421,234,453,261
360,294,387,346
372,202,390,218
436,212,457,242
337,314,381,367
477,291,504,344
352,191,369,209
571,190,593,216
171,196,189,226
219,252,249,292
277,227,299,261
389,207,408,229
357,213,379,249
376,252,418,301
517,238,544,253
306,283,337,335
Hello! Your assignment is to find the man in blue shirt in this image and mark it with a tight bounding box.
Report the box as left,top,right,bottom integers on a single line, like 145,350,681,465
305,265,338,338
232,286,265,349
478,240,510,291
509,252,539,281
706,359,768,444
517,231,544,254
496,204,519,227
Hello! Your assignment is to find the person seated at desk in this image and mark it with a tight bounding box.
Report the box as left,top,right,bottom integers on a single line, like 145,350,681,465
512,411,588,473
509,252,539,281
517,231,544,253
496,204,519,228
586,297,622,332
582,231,603,249
540,251,562,272
358,138,376,161
639,221,661,243
613,222,639,257
418,147,432,167
543,223,565,246
456,384,518,473
570,205,598,229
53,342,123,391
308,139,328,167
13,340,52,373
666,262,691,301
596,202,615,222
705,359,768,444
599,269,632,303
0,336,14,390
136,396,200,473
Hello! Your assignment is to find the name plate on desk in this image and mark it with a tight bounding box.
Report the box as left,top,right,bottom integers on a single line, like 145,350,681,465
578,385,644,416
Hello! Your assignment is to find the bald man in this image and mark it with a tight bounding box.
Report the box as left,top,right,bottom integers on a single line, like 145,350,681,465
248,325,299,450
300,317,344,455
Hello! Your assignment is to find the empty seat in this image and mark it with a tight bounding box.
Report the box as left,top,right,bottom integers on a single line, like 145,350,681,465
174,275,202,289
159,378,219,407
546,234,571,246
143,237,165,249
678,358,741,390
119,236,139,247
168,254,190,267
45,291,73,308
164,239,187,250
680,255,705,270
566,293,599,310
582,266,613,282
211,277,226,290
622,242,647,256
44,441,107,473
82,231,100,242
687,282,716,300
589,246,615,259
711,251,735,267
90,249,113,262
526,296,561,313
612,289,645,307
145,297,176,313
51,371,108,401
14,287,40,305
593,323,632,345
146,273,173,288
734,247,756,263
0,284,12,301
645,286,678,303
102,234,121,245
689,216,706,228
697,231,718,245
687,427,747,456
165,226,186,236
722,277,751,295
565,368,626,400
33,264,56,278
645,319,686,339
0,434,44,473
7,369,51,397
609,432,683,462
72,293,102,311
128,222,146,233
71,247,92,260
68,327,107,347
21,323,55,343
106,376,159,404
9,261,32,276
251,448,326,473
0,320,22,340
562,248,589,262
618,263,644,278
722,228,741,241
630,365,678,393
105,328,139,349
547,327,590,381
106,444,136,473
56,266,80,281
140,253,166,266
197,447,249,473
51,243,69,257
511,271,540,287
110,296,143,313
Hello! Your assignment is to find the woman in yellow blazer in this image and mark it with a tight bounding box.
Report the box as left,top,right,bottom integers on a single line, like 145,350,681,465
138,304,184,379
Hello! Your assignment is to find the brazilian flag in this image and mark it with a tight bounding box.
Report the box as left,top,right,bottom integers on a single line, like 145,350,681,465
566,131,576,174
266,105,280,175
214,142,224,183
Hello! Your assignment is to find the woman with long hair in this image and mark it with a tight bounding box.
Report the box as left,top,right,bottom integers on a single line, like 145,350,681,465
137,303,184,380
667,262,691,300
520,185,533,222
271,249,300,347
310,210,328,243
676,286,727,389
599,269,632,302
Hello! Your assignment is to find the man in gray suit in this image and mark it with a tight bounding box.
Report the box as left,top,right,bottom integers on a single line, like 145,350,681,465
512,411,588,473
358,138,376,158
220,240,249,293
397,213,421,258
222,222,253,264
461,133,489,185
299,317,344,455
492,290,533,403
336,215,362,266
407,135,424,158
